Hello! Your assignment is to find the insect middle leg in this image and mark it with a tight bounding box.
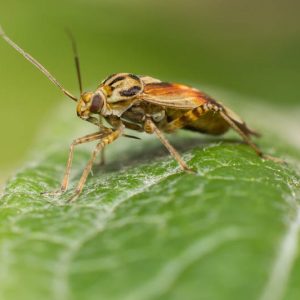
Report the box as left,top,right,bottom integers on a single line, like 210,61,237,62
68,124,125,202
144,118,195,173
144,105,213,172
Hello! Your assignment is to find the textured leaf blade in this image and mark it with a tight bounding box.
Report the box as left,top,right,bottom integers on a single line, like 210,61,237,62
0,93,300,300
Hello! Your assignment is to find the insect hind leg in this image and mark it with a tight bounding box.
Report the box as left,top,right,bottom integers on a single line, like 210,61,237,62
219,111,262,155
219,111,284,163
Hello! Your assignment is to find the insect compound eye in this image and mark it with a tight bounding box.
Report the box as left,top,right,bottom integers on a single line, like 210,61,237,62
90,94,104,113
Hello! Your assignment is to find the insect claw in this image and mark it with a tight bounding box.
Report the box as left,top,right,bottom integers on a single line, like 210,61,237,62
41,189,64,197
66,190,81,203
178,160,197,174
183,166,197,174
67,192,80,203
261,154,287,165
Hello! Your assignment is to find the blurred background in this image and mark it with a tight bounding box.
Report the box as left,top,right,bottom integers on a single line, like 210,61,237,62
0,0,299,180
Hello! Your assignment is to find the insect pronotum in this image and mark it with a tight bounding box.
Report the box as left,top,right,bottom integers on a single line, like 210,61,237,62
0,26,282,202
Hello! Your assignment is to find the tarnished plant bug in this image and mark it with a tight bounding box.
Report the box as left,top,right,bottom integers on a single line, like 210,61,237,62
0,26,282,202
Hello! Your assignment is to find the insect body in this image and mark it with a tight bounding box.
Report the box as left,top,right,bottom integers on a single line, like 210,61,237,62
0,26,280,202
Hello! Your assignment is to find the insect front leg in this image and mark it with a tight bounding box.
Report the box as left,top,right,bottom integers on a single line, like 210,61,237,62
144,118,195,173
43,131,109,197
99,116,105,165
68,123,125,203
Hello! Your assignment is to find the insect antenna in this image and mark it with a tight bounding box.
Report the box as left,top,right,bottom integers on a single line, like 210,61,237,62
0,25,78,102
66,29,83,95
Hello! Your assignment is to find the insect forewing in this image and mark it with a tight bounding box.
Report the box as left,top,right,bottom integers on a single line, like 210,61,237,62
139,82,208,109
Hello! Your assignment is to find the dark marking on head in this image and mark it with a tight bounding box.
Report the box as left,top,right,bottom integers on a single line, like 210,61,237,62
102,73,117,83
128,74,140,81
109,76,126,86
120,85,142,97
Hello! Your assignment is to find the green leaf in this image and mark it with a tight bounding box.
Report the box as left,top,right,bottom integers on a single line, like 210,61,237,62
1,90,300,300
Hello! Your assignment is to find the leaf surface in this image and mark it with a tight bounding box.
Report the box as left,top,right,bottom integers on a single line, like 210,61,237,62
1,90,300,300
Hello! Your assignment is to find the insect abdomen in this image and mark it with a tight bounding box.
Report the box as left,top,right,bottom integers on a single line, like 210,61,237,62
166,108,230,135
184,111,230,135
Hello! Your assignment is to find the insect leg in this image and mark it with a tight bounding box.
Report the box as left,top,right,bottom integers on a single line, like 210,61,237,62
68,124,125,203
144,118,195,173
60,131,112,192
219,111,263,155
219,111,284,163
99,116,105,165
43,131,108,196
122,120,143,132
